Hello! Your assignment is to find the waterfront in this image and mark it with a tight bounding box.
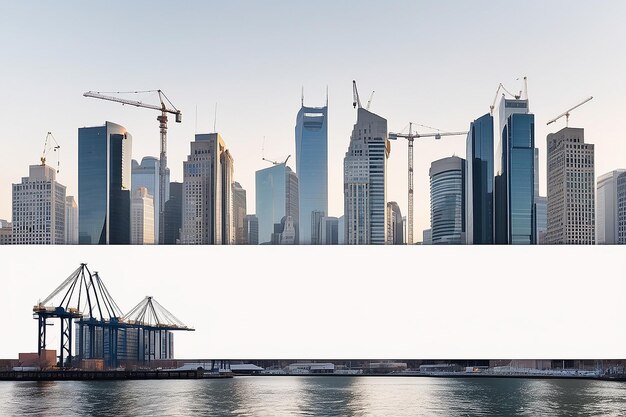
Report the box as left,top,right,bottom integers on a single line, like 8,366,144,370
1,376,625,416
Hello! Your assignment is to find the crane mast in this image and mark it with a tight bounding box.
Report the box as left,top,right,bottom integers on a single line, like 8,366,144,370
83,90,182,244
389,126,468,244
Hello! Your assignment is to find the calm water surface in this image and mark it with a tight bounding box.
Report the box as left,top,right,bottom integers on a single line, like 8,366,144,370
1,376,625,416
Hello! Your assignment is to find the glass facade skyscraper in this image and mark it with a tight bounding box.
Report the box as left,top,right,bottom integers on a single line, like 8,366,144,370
295,103,328,244
255,163,299,244
495,99,536,244
132,157,169,243
465,113,494,244
429,156,466,244
78,122,132,244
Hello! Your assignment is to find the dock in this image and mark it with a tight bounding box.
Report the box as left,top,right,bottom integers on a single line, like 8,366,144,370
0,370,233,381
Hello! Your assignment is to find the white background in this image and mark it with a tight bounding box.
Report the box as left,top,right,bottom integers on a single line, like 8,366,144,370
1,245,624,359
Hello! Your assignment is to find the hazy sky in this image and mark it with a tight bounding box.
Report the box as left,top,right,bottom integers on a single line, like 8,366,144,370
1,1,626,237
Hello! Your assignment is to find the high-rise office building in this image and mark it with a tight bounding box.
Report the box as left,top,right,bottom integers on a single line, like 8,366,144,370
344,108,389,244
181,133,234,244
597,170,626,244
494,99,536,244
232,181,247,244
130,187,155,244
0,220,12,245
78,122,132,244
422,228,432,245
164,182,182,244
255,163,299,244
12,164,66,244
243,214,259,245
132,157,169,243
617,174,626,244
295,101,328,244
465,113,494,244
429,156,466,244
310,210,325,245
546,127,595,244
320,216,339,245
65,196,79,244
536,196,547,244
386,201,404,245
337,216,345,245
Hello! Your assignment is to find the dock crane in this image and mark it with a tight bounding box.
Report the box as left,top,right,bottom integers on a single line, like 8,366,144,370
83,90,182,244
546,96,593,127
41,132,61,173
389,123,468,244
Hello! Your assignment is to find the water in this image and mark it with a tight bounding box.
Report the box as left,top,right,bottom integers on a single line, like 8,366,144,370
1,376,625,416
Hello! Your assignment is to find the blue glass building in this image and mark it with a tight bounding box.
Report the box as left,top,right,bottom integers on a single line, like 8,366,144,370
78,122,132,244
295,103,328,244
465,113,494,244
255,163,298,244
429,156,466,244
495,99,536,244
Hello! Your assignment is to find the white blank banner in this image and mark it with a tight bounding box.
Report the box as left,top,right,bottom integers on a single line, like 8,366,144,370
1,245,624,359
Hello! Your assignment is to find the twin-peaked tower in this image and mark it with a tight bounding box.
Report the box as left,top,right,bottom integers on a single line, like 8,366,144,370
295,100,328,245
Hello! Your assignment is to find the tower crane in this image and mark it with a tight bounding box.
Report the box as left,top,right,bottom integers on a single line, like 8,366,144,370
489,83,523,115
389,123,468,244
546,96,593,127
263,155,291,166
366,91,375,110
83,90,182,244
352,80,362,109
41,132,61,173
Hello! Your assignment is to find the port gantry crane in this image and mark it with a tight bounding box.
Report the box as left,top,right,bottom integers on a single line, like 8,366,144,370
388,124,468,245
546,96,594,127
83,90,182,245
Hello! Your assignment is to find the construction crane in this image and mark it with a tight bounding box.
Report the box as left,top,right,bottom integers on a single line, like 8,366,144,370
489,82,523,115
546,96,593,127
41,132,61,173
83,90,182,245
389,123,468,244
366,91,375,110
352,80,362,109
262,155,291,166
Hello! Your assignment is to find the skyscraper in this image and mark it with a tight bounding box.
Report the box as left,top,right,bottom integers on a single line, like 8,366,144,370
255,163,299,244
344,108,389,244
12,164,66,244
181,133,234,244
465,113,494,244
310,210,325,245
534,148,547,244
232,181,247,245
597,170,626,244
295,101,328,244
132,157,169,243
429,156,466,244
320,216,339,245
546,127,595,244
65,196,79,244
164,182,182,244
386,201,404,245
494,99,535,244
243,214,259,245
130,187,155,244
78,122,132,244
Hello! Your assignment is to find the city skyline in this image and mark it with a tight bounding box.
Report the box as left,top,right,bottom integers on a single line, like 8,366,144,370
2,2,625,239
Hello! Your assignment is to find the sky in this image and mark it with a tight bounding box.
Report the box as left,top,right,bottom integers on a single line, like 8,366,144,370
1,1,626,238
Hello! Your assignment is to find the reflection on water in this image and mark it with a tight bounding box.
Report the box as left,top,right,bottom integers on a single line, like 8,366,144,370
0,376,625,416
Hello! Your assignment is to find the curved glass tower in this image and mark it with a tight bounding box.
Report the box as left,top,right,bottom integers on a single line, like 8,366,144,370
429,156,465,244
295,103,328,244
